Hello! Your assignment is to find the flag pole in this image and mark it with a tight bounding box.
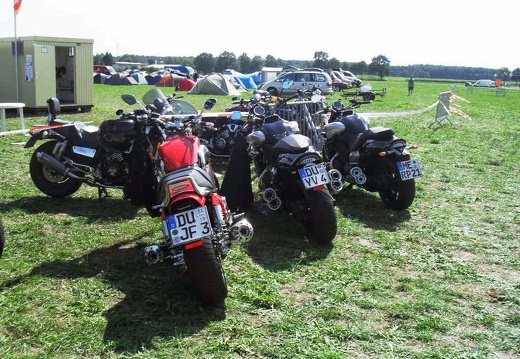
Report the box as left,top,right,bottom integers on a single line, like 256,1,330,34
13,6,20,102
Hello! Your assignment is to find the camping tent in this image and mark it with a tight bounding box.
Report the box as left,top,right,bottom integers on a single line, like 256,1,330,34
131,72,148,84
93,72,109,84
146,73,162,85
237,74,257,89
105,73,138,85
189,73,242,96
177,78,196,91
156,73,185,87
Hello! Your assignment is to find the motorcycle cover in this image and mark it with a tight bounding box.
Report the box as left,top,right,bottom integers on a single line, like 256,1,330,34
220,132,254,213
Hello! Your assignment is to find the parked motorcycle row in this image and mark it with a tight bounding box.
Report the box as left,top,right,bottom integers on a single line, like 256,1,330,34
18,83,422,306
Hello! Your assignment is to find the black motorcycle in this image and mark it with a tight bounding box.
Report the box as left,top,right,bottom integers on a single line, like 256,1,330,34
321,98,422,210
241,102,338,245
24,89,193,208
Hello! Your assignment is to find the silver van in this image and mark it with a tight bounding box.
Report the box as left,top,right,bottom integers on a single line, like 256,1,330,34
258,70,333,96
472,79,496,87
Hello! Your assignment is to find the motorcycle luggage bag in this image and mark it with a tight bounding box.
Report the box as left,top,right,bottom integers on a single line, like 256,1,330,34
98,119,138,151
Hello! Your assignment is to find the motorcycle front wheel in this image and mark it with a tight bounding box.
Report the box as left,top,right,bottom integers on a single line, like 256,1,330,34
184,236,228,306
29,141,83,198
302,189,337,245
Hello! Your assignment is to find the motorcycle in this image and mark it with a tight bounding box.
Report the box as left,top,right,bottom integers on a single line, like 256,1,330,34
23,89,193,205
320,98,422,210
116,93,254,306
241,96,338,245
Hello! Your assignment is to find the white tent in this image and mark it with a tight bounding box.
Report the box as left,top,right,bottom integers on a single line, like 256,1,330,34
189,73,242,96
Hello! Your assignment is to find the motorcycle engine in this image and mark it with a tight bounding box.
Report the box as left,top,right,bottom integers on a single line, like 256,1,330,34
99,152,128,184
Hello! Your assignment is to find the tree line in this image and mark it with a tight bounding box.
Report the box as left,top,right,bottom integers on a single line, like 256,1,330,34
94,51,520,81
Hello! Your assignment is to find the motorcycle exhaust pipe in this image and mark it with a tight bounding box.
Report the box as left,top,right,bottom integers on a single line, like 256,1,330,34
350,166,367,185
229,219,254,243
37,152,84,181
328,169,343,194
262,188,282,211
145,245,164,265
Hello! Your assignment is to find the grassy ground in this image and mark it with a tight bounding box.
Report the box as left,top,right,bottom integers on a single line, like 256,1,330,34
0,79,519,358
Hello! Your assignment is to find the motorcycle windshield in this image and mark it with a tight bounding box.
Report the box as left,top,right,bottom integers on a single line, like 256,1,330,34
142,88,167,105
170,100,198,115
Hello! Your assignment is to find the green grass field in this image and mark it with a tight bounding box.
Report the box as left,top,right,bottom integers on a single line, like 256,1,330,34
0,79,519,358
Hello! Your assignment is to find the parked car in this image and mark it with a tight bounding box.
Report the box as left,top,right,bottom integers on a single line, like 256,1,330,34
470,79,496,87
336,69,363,87
93,65,117,76
258,70,333,96
327,70,353,91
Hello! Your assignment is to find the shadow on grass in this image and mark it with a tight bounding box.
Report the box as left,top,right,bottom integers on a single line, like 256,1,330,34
333,187,412,231
0,196,140,223
242,209,333,272
0,238,226,354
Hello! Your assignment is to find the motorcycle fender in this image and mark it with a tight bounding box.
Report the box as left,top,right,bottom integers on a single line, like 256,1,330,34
170,193,206,207
24,128,66,148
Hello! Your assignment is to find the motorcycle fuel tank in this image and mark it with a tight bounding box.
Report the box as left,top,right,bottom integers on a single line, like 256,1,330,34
98,119,137,151
160,135,200,172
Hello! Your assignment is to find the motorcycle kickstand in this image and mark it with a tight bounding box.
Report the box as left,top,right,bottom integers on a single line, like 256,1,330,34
97,186,111,200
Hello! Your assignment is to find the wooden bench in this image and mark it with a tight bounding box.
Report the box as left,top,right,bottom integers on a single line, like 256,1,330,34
0,103,25,133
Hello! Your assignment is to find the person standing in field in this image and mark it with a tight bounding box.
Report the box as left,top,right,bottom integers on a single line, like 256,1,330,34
408,75,415,95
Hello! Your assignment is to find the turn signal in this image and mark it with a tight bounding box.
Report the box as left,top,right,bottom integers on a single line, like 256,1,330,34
379,151,388,157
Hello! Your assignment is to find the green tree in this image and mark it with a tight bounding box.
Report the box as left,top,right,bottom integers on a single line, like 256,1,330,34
368,55,390,80
250,56,265,72
511,68,520,83
313,51,328,69
193,53,215,74
238,53,251,73
101,52,114,66
328,57,341,70
93,53,103,65
215,51,236,72
496,67,511,81
264,55,278,67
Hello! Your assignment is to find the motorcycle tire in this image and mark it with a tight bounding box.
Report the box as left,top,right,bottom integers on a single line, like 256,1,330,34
29,141,83,198
184,236,228,306
0,218,5,258
302,189,337,245
379,178,416,210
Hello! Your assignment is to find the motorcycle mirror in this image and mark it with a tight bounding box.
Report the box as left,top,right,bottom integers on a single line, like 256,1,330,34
204,98,217,110
116,109,124,116
230,111,242,120
121,94,137,105
332,100,343,110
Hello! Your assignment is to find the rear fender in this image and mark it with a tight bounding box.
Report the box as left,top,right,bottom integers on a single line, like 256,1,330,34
170,192,206,207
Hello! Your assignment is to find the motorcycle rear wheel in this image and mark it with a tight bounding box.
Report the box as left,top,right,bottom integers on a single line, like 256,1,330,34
377,160,416,210
29,141,82,198
184,236,228,306
302,189,337,245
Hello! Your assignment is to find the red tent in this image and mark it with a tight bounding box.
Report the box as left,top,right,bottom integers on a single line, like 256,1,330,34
156,73,185,87
177,78,196,91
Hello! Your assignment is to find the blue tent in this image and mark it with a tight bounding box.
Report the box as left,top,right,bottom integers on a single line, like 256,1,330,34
132,72,148,84
247,71,262,84
146,73,162,85
237,74,258,89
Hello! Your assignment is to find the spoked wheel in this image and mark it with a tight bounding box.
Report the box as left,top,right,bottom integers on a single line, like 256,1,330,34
184,236,228,306
29,141,82,198
302,188,337,245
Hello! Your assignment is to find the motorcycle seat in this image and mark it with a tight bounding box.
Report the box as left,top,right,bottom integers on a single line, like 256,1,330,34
271,134,311,157
352,127,395,151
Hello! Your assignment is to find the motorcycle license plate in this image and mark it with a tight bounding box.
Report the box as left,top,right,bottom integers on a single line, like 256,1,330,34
299,164,330,189
397,159,423,181
166,207,213,244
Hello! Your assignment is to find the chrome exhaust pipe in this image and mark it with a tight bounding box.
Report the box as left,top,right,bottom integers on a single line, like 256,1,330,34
229,219,254,243
145,245,164,265
262,188,282,211
328,169,343,194
37,152,84,181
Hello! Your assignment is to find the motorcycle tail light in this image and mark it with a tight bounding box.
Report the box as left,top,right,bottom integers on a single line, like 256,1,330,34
167,178,194,197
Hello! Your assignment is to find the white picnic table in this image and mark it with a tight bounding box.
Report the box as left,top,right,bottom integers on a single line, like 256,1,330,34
0,102,26,133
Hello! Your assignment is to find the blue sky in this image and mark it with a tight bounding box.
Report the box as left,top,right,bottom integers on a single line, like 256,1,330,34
1,0,517,70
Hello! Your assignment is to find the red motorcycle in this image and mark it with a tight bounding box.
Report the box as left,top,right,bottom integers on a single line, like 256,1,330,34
115,92,254,306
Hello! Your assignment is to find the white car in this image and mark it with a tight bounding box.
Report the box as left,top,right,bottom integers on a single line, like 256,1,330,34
472,79,496,87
